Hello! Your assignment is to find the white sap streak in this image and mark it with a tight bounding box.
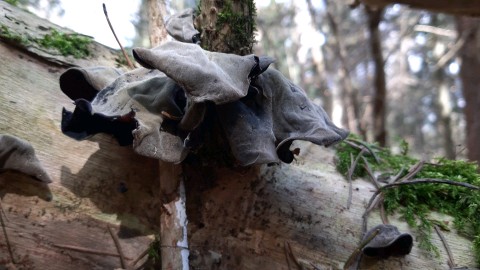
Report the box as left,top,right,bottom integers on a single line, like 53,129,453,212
175,178,189,270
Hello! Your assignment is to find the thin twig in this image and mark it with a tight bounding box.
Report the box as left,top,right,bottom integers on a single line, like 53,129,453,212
286,241,303,270
102,3,134,69
347,153,354,210
345,139,380,164
397,160,425,182
343,229,380,270
53,244,132,259
108,226,127,269
347,149,367,209
310,262,322,270
0,203,15,264
434,225,456,268
362,195,382,236
379,196,389,225
389,167,406,184
284,241,293,270
131,247,149,267
0,199,9,222
361,157,381,189
414,25,456,38
382,178,480,191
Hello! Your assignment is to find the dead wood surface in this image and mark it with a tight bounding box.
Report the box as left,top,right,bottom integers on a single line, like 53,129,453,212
0,3,477,269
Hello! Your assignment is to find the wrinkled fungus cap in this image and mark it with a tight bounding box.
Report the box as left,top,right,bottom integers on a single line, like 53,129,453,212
59,40,348,165
362,224,413,258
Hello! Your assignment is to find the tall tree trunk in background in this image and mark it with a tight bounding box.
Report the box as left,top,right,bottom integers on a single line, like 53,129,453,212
305,0,333,117
456,17,480,166
366,6,387,146
323,0,366,138
195,0,256,55
148,0,168,47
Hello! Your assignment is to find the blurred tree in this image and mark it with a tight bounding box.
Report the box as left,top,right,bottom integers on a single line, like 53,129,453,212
366,6,387,146
456,16,480,166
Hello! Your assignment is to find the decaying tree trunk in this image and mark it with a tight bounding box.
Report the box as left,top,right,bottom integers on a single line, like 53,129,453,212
0,2,479,269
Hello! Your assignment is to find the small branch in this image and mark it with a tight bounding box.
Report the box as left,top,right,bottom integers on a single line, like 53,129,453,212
102,3,134,69
343,229,380,270
361,157,381,189
433,35,467,71
345,139,380,164
53,244,132,259
434,225,456,268
285,241,303,270
379,195,389,225
347,149,367,209
397,160,425,182
131,247,149,267
389,167,406,184
414,25,456,38
108,226,127,269
0,202,15,264
284,241,293,270
0,199,9,222
381,178,480,191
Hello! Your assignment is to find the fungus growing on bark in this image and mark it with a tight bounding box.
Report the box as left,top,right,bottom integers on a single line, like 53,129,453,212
59,17,348,166
0,134,52,183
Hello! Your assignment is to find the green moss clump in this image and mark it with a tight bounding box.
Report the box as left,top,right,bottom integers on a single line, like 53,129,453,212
5,0,19,6
215,0,257,54
148,234,161,264
336,134,416,179
36,29,91,58
0,25,31,46
336,135,480,263
0,26,92,59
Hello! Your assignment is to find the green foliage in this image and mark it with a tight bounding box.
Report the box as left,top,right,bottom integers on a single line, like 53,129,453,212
336,135,416,179
148,234,161,264
0,26,91,58
0,25,31,45
36,29,91,58
5,0,20,6
336,135,480,263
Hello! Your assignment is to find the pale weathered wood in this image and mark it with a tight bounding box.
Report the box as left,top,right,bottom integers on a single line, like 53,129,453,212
1,1,123,68
0,3,477,269
185,142,477,269
0,4,161,268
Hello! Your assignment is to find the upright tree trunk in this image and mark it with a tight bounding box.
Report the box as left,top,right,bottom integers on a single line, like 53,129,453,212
148,0,168,47
366,6,387,146
456,16,480,166
323,0,366,138
195,0,256,55
306,0,333,117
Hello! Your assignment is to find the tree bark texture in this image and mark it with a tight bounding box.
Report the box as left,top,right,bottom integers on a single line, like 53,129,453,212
0,2,479,269
366,7,387,146
147,0,168,47
195,0,256,55
456,16,480,166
